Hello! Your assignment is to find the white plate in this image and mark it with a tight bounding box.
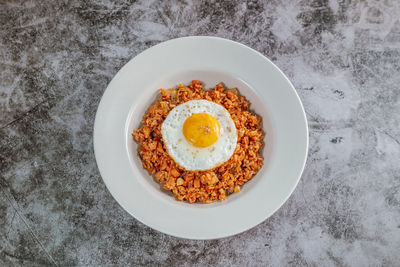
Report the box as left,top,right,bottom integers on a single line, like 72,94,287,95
93,36,308,239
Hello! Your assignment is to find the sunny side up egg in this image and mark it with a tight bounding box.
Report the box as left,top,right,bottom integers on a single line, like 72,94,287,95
161,100,237,171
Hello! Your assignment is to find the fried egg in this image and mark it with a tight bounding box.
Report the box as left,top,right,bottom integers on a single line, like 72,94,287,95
161,100,237,171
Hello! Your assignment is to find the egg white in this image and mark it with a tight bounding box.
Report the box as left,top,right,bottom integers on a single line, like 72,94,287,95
161,100,237,171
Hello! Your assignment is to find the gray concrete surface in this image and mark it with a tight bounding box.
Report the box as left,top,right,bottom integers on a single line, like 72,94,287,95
1,0,399,266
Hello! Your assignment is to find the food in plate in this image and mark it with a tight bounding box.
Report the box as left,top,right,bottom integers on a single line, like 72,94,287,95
133,80,264,203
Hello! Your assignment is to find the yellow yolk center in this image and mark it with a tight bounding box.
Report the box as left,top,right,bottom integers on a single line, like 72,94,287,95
183,113,221,148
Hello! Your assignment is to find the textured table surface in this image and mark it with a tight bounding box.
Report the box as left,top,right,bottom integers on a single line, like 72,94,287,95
1,0,400,266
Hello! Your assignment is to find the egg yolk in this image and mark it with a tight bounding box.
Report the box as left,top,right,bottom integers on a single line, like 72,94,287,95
183,113,221,148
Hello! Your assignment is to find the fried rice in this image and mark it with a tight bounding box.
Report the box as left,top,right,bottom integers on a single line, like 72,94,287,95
132,80,264,203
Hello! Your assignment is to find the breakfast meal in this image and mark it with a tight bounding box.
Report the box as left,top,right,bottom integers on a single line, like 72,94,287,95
133,80,264,203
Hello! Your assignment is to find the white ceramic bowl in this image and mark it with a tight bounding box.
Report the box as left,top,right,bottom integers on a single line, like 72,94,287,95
93,36,308,239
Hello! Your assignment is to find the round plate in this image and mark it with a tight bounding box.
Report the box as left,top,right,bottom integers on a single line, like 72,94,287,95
93,36,308,239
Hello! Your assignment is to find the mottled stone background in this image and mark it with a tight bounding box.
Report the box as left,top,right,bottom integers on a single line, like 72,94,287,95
0,0,399,266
